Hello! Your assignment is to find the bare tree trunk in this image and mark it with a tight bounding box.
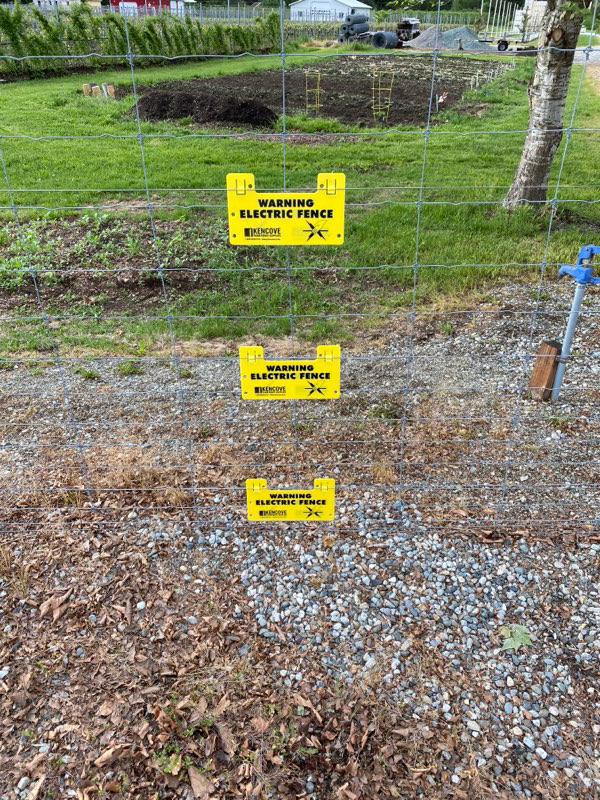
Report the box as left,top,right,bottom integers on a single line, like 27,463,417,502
504,0,583,209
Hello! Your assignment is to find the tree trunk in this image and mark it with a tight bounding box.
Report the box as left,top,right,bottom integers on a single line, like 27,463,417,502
504,0,583,209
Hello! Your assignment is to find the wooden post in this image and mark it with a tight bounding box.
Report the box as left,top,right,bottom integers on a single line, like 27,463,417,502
528,339,561,400
82,83,92,96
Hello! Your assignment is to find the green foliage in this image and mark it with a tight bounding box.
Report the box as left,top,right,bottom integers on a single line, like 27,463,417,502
0,3,282,77
0,227,57,290
501,624,533,652
117,360,144,376
385,0,422,14
176,367,195,379
75,366,101,380
154,741,182,775
451,0,481,10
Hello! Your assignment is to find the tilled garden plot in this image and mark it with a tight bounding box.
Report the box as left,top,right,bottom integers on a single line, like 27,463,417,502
1,282,600,798
133,54,505,128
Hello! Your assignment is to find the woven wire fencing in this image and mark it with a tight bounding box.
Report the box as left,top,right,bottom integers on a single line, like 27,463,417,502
1,4,599,541
2,0,600,794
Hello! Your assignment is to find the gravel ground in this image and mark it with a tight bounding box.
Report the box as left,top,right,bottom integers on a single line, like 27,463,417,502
1,280,600,797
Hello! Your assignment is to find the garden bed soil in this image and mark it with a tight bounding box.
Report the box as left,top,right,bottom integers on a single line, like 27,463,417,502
128,54,503,128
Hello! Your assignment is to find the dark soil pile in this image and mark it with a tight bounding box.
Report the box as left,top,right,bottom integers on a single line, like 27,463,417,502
137,88,278,127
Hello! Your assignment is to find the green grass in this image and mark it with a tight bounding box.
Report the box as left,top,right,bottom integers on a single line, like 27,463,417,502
578,32,600,46
1,49,600,356
117,360,144,376
75,366,101,380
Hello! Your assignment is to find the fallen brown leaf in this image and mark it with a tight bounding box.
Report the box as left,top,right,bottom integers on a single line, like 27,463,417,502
293,693,323,724
26,774,45,800
97,701,114,717
251,717,270,734
189,697,208,725
215,721,235,757
94,745,128,768
213,694,230,717
188,766,213,798
39,588,73,622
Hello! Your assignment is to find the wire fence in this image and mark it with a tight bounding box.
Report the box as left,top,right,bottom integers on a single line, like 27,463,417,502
1,4,600,554
18,3,480,25
4,5,600,789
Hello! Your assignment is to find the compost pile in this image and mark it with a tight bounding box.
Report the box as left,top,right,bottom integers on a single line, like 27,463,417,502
137,88,277,127
411,24,494,51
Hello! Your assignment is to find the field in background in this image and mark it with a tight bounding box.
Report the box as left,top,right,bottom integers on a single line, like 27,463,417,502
2,29,600,800
1,51,600,356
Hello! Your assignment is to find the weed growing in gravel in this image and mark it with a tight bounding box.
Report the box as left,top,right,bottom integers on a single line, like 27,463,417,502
75,367,101,380
117,360,144,377
501,623,533,652
175,366,195,379
372,460,397,483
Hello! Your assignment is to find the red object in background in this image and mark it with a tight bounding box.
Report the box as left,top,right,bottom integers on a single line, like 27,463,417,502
109,0,173,10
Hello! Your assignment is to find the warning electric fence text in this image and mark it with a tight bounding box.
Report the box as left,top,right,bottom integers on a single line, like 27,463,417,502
235,173,343,522
246,479,336,522
239,345,341,400
227,172,346,246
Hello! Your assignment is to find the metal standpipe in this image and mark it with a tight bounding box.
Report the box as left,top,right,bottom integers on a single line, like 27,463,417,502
551,282,587,402
551,244,600,402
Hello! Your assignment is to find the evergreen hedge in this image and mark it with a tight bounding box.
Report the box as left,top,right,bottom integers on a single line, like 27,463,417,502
0,1,282,77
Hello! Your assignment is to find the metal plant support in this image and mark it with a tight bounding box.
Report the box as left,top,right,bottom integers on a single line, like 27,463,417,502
305,71,322,115
371,71,395,123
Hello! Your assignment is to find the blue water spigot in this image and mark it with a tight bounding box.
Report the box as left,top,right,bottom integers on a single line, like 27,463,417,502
558,244,600,285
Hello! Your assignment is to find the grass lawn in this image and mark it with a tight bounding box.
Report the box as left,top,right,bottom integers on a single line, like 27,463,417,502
1,46,599,358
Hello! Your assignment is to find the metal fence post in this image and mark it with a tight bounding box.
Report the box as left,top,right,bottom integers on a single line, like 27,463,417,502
551,244,600,402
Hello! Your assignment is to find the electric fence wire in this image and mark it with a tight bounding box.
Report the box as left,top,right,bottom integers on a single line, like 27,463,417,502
122,10,201,516
497,0,599,523
396,0,443,515
0,6,598,543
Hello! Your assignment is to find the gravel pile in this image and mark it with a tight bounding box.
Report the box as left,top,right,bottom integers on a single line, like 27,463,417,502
413,24,495,51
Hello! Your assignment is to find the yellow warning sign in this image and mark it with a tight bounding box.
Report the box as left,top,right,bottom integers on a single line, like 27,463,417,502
239,345,341,400
227,172,345,246
246,478,335,521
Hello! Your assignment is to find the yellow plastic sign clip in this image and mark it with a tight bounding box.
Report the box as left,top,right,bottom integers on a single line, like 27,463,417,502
239,345,341,400
227,172,345,246
246,478,335,521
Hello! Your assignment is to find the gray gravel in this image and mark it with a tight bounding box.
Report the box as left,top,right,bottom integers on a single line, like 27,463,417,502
1,280,600,794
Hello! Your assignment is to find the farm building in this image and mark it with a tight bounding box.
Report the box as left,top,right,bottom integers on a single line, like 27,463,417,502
289,0,372,22
108,0,194,13
513,0,547,35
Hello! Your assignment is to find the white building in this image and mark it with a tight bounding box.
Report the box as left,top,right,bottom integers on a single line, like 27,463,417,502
513,0,547,38
289,0,372,23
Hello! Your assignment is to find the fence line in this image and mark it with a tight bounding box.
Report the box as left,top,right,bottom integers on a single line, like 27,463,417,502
18,3,481,25
0,0,599,643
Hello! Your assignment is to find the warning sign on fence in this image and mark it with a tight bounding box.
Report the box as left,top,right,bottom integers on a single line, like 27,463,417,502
226,172,345,246
246,478,335,521
239,345,341,400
